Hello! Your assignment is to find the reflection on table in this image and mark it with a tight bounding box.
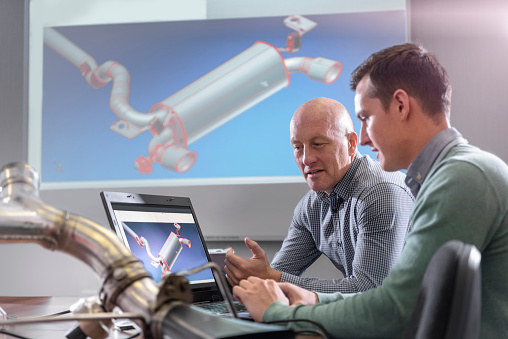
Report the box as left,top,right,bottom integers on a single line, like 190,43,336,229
0,296,140,339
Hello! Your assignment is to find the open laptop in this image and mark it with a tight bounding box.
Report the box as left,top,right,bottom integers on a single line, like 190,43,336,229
100,191,247,317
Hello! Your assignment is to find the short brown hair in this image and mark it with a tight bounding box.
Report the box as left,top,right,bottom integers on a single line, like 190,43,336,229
350,43,452,121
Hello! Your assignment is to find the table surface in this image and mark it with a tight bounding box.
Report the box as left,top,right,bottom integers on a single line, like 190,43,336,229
0,296,141,339
0,296,320,339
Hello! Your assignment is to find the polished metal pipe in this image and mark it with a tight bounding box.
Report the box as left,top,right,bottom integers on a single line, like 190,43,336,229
0,162,158,330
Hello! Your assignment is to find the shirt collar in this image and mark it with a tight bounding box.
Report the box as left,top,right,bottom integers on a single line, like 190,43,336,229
405,127,464,198
317,152,362,202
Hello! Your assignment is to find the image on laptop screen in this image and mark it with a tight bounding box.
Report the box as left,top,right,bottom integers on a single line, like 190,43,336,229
100,191,222,302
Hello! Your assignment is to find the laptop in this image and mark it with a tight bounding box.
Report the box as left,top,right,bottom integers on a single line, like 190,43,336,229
100,191,248,317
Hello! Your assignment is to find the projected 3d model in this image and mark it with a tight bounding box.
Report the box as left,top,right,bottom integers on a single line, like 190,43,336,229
122,222,191,279
43,15,342,174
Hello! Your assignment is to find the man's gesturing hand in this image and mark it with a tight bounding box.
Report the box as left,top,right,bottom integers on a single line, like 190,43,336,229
224,237,282,286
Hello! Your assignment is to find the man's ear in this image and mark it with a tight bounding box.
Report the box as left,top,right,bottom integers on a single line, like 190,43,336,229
393,89,410,121
348,132,358,156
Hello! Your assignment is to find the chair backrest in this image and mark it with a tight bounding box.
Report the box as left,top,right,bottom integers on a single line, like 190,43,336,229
404,240,482,339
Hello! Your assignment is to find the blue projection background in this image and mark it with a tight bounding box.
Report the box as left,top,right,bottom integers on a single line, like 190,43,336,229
41,11,406,184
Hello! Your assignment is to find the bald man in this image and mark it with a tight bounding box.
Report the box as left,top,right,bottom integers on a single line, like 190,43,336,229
224,97,414,293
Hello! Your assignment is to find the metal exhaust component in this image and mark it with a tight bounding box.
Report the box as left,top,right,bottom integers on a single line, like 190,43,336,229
0,162,295,338
0,162,157,332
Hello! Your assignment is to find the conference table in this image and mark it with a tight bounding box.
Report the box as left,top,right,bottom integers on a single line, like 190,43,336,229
0,296,139,338
0,296,319,339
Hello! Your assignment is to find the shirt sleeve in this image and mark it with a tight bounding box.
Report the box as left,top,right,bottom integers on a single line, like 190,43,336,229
274,182,413,293
270,201,324,283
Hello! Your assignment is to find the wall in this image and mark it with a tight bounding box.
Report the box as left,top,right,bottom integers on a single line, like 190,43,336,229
1,0,508,296
410,0,508,160
0,0,27,164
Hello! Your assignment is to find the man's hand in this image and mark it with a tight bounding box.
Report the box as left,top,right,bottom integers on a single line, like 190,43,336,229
233,277,289,322
224,237,282,286
278,282,319,306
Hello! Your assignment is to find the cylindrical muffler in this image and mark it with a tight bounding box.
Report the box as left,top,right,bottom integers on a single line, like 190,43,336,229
156,41,290,145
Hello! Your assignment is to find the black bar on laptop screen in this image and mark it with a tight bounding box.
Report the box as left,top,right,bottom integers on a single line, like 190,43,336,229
111,202,192,214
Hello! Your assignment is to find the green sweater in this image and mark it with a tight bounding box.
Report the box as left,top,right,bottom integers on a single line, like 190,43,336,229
263,144,508,338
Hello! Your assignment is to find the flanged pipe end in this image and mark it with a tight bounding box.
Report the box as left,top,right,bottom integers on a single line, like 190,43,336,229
0,162,40,197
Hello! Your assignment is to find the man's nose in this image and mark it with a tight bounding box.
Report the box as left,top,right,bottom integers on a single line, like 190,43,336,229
359,125,371,146
302,146,316,165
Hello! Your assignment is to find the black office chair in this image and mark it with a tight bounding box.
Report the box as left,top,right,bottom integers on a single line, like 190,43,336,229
404,240,482,339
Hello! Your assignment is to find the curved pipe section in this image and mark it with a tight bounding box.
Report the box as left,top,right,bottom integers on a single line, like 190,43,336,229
44,28,168,131
97,61,169,128
0,163,158,330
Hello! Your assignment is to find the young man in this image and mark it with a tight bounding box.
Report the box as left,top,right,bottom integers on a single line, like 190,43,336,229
232,43,508,338
224,97,414,293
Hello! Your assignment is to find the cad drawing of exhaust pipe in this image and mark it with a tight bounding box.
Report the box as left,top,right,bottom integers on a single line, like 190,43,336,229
43,15,343,174
121,221,191,279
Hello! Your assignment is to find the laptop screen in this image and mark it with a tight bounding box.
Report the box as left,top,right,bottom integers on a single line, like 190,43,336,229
100,191,223,302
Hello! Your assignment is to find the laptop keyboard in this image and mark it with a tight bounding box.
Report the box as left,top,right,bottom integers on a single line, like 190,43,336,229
197,300,248,315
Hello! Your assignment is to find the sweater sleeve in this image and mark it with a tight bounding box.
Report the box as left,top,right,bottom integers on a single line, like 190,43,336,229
262,155,503,338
